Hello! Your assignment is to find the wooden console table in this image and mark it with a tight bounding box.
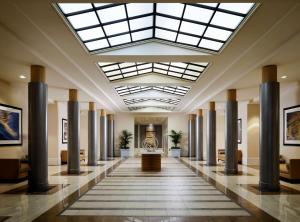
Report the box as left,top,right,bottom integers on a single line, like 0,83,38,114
141,150,163,172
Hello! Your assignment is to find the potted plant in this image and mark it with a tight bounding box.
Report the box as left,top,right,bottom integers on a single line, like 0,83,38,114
119,129,133,158
168,130,183,158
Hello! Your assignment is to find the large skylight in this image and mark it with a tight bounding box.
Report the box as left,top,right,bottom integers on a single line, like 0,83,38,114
115,85,190,96
98,62,208,81
56,3,255,53
124,98,181,105
128,106,175,111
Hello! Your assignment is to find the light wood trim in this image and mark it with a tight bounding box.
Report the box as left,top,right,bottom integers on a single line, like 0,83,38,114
209,102,215,111
69,89,78,101
189,114,196,120
227,89,236,101
30,65,45,83
100,109,106,116
107,114,114,120
262,65,277,83
197,109,203,117
89,102,95,111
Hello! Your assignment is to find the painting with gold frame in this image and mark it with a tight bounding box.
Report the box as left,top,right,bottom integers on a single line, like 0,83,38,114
0,103,22,146
284,105,300,146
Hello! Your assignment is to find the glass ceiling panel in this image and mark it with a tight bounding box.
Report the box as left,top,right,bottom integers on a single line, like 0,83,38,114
123,98,181,105
128,106,175,111
115,85,191,96
98,62,209,81
56,3,255,53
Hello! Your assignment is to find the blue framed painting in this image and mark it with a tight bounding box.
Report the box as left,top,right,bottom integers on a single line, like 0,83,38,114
0,103,22,146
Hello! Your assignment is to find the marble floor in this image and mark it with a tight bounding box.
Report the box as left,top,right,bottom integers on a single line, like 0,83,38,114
0,157,299,222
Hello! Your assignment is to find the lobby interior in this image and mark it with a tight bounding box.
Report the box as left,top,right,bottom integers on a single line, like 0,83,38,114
0,1,300,222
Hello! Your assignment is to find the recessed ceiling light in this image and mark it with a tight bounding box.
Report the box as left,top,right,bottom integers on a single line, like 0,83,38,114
281,75,288,79
19,75,26,79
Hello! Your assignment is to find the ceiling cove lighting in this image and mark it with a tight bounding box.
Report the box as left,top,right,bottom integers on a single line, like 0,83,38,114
115,85,190,96
56,3,255,53
123,98,181,105
128,106,175,111
98,62,208,81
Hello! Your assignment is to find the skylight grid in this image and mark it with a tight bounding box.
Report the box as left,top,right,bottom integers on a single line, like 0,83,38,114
57,3,255,53
128,106,175,111
98,62,209,81
115,85,190,96
124,98,181,105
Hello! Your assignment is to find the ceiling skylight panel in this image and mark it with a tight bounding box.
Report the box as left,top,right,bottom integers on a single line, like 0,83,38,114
102,64,119,72
97,5,126,23
132,29,153,41
156,3,184,18
204,27,232,41
168,72,182,78
177,34,200,46
105,70,121,76
119,63,135,68
179,21,206,36
199,39,223,51
155,29,177,41
154,63,168,70
169,66,185,73
184,5,214,23
93,3,111,8
197,3,218,8
68,12,99,29
187,64,204,72
109,75,122,80
171,62,187,69
109,34,131,46
185,70,200,76
85,39,108,51
211,12,243,29
122,66,137,73
126,3,153,17
124,72,138,77
156,16,180,31
182,75,197,81
59,3,93,14
154,69,167,74
219,3,254,14
137,63,152,70
129,16,153,30
78,27,104,41
104,21,129,36
138,69,152,74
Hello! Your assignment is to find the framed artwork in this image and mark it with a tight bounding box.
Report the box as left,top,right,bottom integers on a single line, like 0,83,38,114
237,119,242,144
0,103,22,146
283,105,300,146
62,118,68,144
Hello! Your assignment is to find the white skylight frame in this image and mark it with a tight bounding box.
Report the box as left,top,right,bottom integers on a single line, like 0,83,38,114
56,3,256,53
115,85,191,96
98,62,208,81
123,98,181,105
128,106,175,111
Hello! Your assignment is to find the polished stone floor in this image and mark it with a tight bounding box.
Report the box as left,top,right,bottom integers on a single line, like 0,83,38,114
0,157,299,222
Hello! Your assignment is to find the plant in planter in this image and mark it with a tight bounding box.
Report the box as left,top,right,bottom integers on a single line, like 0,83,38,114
119,129,133,158
168,130,183,158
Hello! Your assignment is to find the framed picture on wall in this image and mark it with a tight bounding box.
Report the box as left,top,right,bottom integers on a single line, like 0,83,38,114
283,105,300,146
237,119,242,144
62,118,68,144
0,103,22,146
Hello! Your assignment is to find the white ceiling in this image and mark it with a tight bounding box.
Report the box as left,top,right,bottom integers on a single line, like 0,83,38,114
0,0,299,114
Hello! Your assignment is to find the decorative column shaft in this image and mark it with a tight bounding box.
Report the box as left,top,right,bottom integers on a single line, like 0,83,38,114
67,89,80,174
259,65,280,191
88,102,97,166
107,114,114,158
225,89,238,174
188,114,196,157
196,109,204,161
28,65,48,192
100,109,107,160
207,102,216,166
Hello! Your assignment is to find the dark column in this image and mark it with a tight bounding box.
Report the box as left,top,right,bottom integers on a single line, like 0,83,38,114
196,109,204,161
100,109,107,160
67,89,80,174
88,102,97,166
28,65,48,192
107,114,114,158
207,102,217,166
259,65,280,191
225,89,238,174
188,114,196,157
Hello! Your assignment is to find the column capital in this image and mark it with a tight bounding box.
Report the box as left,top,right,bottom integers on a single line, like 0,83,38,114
89,102,95,111
100,109,106,116
227,89,236,101
107,114,114,120
209,102,215,111
189,114,196,120
69,89,78,101
197,109,203,117
30,65,45,83
262,65,277,83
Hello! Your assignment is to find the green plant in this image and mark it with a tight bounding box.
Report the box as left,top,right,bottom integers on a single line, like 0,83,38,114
168,130,183,149
119,130,133,149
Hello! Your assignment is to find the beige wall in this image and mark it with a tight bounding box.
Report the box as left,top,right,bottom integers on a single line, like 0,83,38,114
247,103,260,165
48,103,59,165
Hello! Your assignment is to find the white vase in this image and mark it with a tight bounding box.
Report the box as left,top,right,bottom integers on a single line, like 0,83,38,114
171,149,181,158
121,149,130,158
